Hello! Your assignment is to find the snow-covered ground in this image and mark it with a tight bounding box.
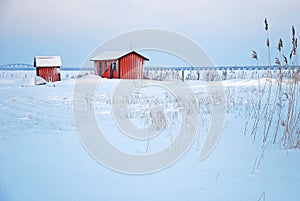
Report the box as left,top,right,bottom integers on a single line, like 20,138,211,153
0,70,299,201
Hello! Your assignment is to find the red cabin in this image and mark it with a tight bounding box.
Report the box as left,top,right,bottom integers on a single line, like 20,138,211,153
34,56,62,82
91,50,149,79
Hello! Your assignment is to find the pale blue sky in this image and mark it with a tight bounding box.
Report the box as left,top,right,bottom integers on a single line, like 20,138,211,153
0,0,299,67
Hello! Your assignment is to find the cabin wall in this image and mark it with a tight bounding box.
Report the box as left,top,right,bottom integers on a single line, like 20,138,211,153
119,53,145,79
36,67,61,82
93,52,146,79
95,60,118,79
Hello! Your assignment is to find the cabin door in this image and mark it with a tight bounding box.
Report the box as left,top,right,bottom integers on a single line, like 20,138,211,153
110,63,113,79
110,62,116,79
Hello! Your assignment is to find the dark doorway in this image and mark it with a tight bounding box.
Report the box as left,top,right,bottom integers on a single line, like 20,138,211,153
110,63,114,79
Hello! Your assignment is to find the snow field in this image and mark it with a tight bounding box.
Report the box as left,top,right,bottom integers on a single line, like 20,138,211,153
0,70,299,201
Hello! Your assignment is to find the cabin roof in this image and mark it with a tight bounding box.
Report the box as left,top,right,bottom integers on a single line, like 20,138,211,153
90,50,149,61
34,56,62,67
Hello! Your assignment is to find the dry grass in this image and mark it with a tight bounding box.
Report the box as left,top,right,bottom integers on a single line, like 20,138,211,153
249,19,300,148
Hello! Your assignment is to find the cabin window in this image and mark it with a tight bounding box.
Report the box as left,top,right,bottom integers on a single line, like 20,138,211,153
104,62,108,71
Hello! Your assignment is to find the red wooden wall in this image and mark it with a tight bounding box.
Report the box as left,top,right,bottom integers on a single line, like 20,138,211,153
94,52,145,79
119,53,144,79
36,67,61,82
94,60,118,79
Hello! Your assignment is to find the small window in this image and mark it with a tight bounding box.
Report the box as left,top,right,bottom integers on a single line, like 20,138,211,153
104,62,108,71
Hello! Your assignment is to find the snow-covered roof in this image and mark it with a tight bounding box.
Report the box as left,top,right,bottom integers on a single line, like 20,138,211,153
90,50,149,61
34,56,62,67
